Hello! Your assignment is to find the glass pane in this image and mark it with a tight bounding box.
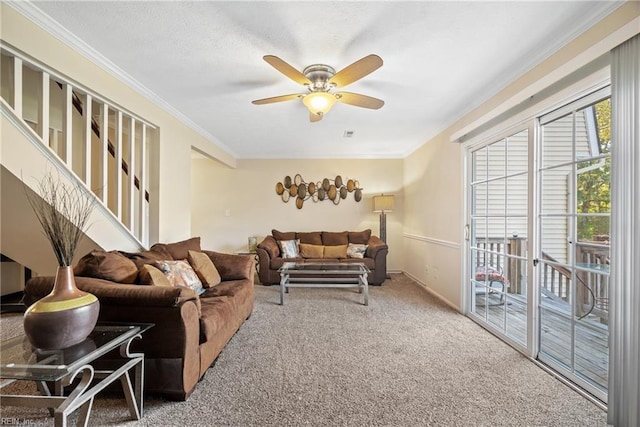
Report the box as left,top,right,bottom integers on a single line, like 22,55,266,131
575,316,608,391
506,297,526,345
506,129,529,174
473,146,488,183
472,181,487,216
486,217,506,251
487,139,506,180
593,99,611,154
487,179,506,216
540,216,569,264
539,308,572,368
576,157,611,216
540,165,571,215
506,173,528,217
542,113,574,169
470,218,487,249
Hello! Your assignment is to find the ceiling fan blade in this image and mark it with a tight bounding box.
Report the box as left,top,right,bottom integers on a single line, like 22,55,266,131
335,92,384,109
263,55,311,85
310,112,323,123
329,54,383,88
252,94,303,105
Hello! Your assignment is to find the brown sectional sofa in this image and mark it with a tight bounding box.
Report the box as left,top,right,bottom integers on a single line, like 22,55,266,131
23,238,254,401
257,229,388,286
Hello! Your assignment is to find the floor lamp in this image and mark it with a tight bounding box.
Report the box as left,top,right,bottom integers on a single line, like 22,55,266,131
373,194,394,243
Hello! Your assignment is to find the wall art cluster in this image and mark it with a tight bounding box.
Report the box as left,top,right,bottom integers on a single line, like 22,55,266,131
276,174,363,209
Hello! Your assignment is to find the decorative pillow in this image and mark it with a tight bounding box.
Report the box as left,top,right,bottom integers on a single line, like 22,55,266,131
272,230,296,241
324,245,348,259
154,260,205,295
348,229,372,245
137,264,172,287
322,231,349,246
296,232,323,245
74,250,139,283
277,239,300,259
299,243,324,259
346,243,368,259
187,250,222,287
151,237,201,261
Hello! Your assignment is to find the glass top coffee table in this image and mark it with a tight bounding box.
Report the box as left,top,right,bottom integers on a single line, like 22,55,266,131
1,322,153,427
278,262,370,306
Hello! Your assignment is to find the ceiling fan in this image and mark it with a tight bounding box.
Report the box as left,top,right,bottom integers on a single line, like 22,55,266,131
252,54,384,122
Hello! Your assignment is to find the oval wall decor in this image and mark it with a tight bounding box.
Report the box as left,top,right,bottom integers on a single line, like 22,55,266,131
275,174,363,209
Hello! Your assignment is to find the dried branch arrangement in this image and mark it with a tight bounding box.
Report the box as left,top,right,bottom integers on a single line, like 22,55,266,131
24,170,96,266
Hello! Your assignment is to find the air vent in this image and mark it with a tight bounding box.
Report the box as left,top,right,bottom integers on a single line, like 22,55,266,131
343,130,355,138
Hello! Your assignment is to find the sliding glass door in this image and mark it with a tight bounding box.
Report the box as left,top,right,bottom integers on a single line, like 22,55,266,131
466,86,611,404
468,127,530,349
537,89,610,403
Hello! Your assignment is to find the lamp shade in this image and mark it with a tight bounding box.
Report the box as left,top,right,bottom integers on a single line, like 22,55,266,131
303,92,337,116
373,194,394,212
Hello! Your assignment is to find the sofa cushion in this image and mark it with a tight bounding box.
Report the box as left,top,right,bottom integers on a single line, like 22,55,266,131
120,248,172,269
322,231,348,246
296,232,322,245
199,296,236,343
137,264,172,287
272,229,296,241
324,244,348,258
299,243,324,258
74,250,139,283
347,243,368,259
277,239,300,259
187,250,221,287
151,237,201,261
349,229,372,244
154,260,205,295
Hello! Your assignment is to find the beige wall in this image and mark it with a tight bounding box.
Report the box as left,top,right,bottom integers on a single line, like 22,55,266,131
191,157,405,271
403,2,640,311
1,4,235,245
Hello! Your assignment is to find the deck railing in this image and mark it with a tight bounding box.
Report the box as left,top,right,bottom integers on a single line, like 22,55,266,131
475,236,609,323
1,44,153,246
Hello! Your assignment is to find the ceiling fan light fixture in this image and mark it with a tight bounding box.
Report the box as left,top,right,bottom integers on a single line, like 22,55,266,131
303,91,337,116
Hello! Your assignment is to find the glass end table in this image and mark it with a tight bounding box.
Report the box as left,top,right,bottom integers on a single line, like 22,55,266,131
1,322,153,426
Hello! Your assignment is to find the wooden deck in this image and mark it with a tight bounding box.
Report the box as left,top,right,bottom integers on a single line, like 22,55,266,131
473,292,609,391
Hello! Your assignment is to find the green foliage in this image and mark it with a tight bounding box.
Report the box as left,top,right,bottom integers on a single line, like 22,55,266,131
576,99,610,241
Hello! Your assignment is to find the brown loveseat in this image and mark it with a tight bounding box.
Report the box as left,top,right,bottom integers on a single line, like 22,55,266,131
23,237,254,401
257,229,388,286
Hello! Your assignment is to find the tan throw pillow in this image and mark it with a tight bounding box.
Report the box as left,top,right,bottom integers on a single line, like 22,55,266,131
137,264,172,287
154,260,205,295
74,250,139,283
347,243,368,259
299,243,324,259
187,250,222,287
277,239,300,259
324,245,348,259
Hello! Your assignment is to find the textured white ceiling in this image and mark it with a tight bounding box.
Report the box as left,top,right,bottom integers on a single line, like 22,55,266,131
30,1,620,159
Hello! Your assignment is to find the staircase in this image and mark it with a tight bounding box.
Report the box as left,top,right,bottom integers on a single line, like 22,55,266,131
1,43,154,278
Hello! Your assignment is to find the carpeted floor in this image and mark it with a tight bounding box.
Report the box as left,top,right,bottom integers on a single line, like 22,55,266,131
0,274,607,426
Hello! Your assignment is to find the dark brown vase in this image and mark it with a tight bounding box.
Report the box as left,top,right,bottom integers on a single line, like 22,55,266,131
24,266,100,350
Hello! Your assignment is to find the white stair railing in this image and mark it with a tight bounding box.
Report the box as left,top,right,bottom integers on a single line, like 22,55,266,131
1,42,152,247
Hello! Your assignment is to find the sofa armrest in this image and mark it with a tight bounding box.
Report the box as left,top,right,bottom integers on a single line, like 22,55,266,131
24,276,199,309
257,236,279,259
202,250,253,282
366,236,388,258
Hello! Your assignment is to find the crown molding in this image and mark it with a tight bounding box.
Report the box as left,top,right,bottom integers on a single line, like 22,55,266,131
6,1,238,159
